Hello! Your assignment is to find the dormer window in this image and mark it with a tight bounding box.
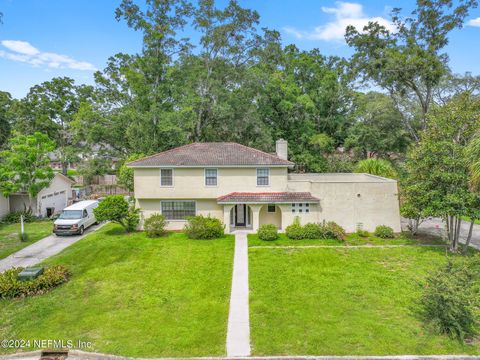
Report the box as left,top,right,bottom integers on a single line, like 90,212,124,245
160,169,173,186
257,168,269,186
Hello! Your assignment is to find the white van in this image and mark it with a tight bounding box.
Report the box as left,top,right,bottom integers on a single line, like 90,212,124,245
53,200,99,236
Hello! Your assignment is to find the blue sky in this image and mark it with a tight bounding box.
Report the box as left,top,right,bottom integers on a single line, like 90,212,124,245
0,0,479,99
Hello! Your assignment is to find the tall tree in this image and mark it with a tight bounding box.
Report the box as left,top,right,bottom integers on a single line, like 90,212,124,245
256,45,354,171
403,93,480,250
0,132,55,213
345,92,411,158
174,0,269,143
346,0,478,141
0,91,13,149
111,0,193,153
15,77,94,174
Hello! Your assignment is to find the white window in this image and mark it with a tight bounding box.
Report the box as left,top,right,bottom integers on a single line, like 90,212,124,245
160,169,173,186
205,168,218,186
161,201,195,220
257,168,269,186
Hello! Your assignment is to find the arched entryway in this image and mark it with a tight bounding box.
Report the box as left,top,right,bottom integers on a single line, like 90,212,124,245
229,204,253,230
259,204,282,229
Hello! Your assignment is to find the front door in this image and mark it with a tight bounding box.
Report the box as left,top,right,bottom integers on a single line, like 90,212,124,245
235,204,246,226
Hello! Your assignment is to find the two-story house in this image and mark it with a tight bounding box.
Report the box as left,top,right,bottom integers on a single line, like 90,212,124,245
128,140,401,233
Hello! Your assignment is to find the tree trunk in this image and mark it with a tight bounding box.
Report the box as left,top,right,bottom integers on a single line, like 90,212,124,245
463,220,475,254
62,161,68,176
27,193,34,215
409,218,420,235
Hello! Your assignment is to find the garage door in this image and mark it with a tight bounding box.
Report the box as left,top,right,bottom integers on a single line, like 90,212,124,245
39,190,67,217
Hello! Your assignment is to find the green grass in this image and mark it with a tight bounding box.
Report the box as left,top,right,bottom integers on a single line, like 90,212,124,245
248,232,446,247
249,246,479,355
0,224,235,357
0,221,53,260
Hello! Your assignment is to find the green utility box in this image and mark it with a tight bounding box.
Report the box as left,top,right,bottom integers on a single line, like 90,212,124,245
18,267,44,281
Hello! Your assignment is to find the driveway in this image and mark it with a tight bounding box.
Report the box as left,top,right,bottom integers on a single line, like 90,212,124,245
0,223,104,272
401,217,480,250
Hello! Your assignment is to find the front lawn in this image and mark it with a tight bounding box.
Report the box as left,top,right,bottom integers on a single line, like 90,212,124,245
0,220,53,260
248,232,446,247
0,224,235,357
249,246,479,355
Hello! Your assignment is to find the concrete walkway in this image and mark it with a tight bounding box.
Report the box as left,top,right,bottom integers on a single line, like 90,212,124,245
226,231,251,357
0,223,104,272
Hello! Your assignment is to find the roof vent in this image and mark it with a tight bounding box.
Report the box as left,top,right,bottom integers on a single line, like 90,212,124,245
276,139,288,160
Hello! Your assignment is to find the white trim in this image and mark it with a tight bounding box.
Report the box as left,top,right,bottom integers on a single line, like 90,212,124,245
204,168,218,187
256,168,270,187
218,201,319,204
159,168,174,187
160,199,196,220
129,164,293,169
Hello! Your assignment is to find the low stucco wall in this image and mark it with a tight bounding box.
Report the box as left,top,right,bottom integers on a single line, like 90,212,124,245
287,179,401,232
0,194,9,219
9,194,32,214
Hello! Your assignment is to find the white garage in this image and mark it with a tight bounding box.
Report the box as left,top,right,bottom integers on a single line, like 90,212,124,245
8,173,75,217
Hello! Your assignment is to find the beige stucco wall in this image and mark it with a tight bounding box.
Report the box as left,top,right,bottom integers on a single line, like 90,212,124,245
0,194,9,219
259,205,282,229
287,179,401,232
138,198,224,231
133,167,289,199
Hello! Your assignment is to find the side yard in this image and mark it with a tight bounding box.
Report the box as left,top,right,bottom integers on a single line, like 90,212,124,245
0,221,53,260
0,223,235,358
249,245,479,355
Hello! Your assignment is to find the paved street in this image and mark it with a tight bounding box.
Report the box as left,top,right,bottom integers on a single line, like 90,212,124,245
0,223,104,272
401,217,480,250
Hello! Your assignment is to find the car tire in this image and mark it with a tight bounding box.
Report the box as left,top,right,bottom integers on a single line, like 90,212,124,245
79,226,84,235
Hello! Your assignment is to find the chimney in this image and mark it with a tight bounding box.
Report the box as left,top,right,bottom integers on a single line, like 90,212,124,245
276,139,288,160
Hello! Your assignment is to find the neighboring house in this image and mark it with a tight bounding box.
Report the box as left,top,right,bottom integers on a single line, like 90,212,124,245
7,173,75,218
128,140,401,233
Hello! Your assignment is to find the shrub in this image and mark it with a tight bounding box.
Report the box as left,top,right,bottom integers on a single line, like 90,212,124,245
125,207,140,232
144,213,167,238
0,265,70,299
374,225,395,238
285,217,304,240
302,223,324,239
2,211,36,224
94,195,138,232
184,215,224,239
323,221,346,240
422,256,480,341
257,224,278,241
356,229,369,237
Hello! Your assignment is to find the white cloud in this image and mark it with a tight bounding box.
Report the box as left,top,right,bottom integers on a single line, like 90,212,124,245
2,40,40,55
283,1,394,42
0,40,97,71
468,17,480,27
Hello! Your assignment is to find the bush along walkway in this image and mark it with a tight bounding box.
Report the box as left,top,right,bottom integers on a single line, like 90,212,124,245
226,231,251,357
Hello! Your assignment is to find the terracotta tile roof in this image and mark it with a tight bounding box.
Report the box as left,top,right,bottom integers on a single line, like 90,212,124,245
217,192,319,204
127,142,294,167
